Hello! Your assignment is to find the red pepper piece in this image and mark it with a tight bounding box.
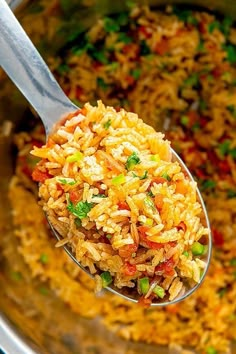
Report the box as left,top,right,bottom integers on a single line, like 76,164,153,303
212,228,224,247
123,262,137,276
32,167,52,183
155,257,175,276
117,201,130,211
118,243,138,258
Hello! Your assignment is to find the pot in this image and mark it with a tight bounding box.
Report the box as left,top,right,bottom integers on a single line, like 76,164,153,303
0,1,235,354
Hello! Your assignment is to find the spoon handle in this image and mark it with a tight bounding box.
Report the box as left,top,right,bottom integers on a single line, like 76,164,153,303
0,0,77,135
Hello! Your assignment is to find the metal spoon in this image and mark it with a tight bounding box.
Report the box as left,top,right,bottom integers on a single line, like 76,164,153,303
0,0,211,306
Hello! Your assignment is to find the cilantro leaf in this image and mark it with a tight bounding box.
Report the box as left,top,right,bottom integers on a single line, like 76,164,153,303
103,119,112,130
125,152,141,170
103,17,120,33
67,200,93,219
223,44,236,64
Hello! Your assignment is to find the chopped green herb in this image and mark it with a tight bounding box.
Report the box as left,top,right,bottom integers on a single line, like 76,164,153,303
183,73,199,87
161,172,171,181
140,40,151,56
10,271,22,281
183,251,189,257
150,154,160,162
173,7,198,26
180,115,189,126
57,64,69,75
191,242,205,256
207,74,214,82
97,77,109,90
93,194,106,198
103,119,112,130
74,218,82,227
222,72,231,82
144,196,156,210
40,253,49,264
112,174,126,186
100,271,113,287
139,277,150,295
56,177,77,186
103,17,120,33
106,234,112,239
221,17,234,36
218,287,227,298
109,62,120,71
92,50,109,64
227,189,236,198
117,12,130,26
192,122,200,132
230,258,236,266
132,171,148,180
153,285,165,298
218,140,231,156
72,42,94,56
28,3,44,13
197,39,205,52
125,152,141,170
66,152,83,163
131,68,141,80
39,287,49,295
208,21,220,33
199,99,207,111
147,190,155,198
206,346,218,354
200,179,216,191
223,44,236,64
67,200,93,219
118,32,132,44
227,105,236,118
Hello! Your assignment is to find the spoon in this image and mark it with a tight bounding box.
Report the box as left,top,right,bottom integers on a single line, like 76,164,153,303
0,0,211,305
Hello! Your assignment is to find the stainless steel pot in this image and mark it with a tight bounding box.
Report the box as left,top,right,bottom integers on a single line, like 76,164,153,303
0,1,235,353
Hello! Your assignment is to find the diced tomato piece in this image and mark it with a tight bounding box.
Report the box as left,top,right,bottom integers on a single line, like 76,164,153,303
155,257,175,276
123,262,137,276
154,193,164,210
138,225,150,236
117,201,130,211
56,183,64,191
76,86,83,99
118,243,138,258
32,168,52,183
69,190,82,204
212,228,224,247
31,139,43,148
138,295,152,308
125,75,135,86
154,39,169,56
200,116,208,128
218,160,231,173
198,21,207,34
139,25,152,39
92,61,103,70
122,43,140,60
187,111,199,126
177,222,187,232
212,67,222,78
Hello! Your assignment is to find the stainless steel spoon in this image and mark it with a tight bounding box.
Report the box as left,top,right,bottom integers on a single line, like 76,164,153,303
0,0,211,306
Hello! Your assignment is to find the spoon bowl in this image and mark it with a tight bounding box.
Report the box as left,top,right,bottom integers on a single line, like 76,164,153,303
0,0,211,305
